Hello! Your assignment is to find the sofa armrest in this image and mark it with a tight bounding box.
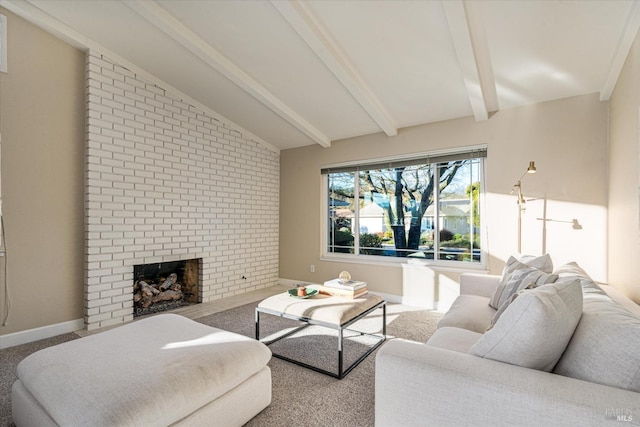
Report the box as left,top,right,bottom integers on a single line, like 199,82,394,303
375,339,640,427
459,273,500,298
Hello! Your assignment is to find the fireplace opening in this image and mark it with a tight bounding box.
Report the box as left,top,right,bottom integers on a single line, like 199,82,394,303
133,258,201,318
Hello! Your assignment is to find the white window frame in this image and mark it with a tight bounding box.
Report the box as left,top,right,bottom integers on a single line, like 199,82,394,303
320,145,488,270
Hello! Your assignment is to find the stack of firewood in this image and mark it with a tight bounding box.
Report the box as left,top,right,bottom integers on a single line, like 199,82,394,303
133,273,183,308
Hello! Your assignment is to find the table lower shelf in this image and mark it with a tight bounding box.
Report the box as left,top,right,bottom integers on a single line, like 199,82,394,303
255,300,386,379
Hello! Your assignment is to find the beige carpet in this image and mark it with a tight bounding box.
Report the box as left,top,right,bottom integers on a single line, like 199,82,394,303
0,302,441,426
1,333,78,426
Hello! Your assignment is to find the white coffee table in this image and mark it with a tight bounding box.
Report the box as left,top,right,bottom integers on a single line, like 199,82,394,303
255,291,386,379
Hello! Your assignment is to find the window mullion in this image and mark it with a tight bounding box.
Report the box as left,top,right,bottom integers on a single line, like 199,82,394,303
433,164,440,259
470,160,476,257
354,172,360,255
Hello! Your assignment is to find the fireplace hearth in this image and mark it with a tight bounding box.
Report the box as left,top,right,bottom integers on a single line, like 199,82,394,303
133,259,201,318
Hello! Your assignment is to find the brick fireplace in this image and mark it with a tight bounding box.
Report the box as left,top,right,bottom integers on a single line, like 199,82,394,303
84,51,279,331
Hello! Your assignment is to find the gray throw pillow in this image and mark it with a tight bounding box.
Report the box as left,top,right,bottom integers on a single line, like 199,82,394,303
470,280,583,372
490,256,558,309
487,283,536,331
519,253,554,273
490,256,520,309
496,266,558,308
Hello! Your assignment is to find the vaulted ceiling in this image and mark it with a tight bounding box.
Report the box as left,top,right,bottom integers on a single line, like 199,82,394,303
5,0,640,151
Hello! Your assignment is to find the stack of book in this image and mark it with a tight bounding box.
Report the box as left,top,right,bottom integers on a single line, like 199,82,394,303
314,278,368,298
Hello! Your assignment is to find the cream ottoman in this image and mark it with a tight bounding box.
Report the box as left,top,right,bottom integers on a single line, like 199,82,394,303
12,314,271,426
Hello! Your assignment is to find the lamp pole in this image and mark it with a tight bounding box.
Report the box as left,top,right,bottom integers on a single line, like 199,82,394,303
513,161,536,253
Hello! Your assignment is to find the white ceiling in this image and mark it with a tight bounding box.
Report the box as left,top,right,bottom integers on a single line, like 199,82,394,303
5,0,640,151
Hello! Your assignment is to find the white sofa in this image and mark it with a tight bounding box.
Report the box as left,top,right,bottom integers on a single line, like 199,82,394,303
375,258,640,426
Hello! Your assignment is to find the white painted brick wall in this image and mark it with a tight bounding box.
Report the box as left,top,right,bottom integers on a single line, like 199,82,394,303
85,51,280,330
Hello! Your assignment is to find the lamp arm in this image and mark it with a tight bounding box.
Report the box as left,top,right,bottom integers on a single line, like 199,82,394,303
516,169,529,183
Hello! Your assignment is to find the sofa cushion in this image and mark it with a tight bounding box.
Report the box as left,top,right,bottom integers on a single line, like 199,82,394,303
426,327,483,353
437,295,496,333
600,284,640,317
553,261,606,295
469,280,582,372
490,257,558,309
553,290,640,392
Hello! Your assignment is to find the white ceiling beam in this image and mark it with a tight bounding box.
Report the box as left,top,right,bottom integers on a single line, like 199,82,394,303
600,0,640,101
462,0,499,114
271,0,397,137
442,0,497,121
124,0,331,148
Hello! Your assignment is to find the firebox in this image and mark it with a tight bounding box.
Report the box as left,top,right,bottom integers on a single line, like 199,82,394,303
132,258,201,317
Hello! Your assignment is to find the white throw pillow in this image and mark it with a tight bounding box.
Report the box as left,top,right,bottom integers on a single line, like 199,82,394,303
490,256,558,309
470,280,583,372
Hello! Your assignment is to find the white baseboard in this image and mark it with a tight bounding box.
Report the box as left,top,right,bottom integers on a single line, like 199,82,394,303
372,291,403,305
0,319,85,349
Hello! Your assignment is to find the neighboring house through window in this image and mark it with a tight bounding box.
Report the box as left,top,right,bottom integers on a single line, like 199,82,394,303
322,146,486,266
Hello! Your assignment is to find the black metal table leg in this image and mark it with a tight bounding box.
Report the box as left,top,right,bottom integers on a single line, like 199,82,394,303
338,327,344,378
255,309,260,340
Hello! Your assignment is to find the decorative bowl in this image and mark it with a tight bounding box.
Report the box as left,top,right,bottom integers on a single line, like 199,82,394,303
288,288,318,299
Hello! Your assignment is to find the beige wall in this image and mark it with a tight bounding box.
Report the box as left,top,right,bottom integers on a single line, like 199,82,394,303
280,93,608,300
608,30,640,304
0,9,85,335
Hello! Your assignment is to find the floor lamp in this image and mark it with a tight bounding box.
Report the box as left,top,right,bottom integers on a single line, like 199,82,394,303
512,161,536,253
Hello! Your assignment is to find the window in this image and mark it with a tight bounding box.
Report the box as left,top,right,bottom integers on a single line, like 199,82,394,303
324,147,485,265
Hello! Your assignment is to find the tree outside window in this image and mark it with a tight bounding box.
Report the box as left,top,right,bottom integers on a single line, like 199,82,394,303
326,153,483,264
